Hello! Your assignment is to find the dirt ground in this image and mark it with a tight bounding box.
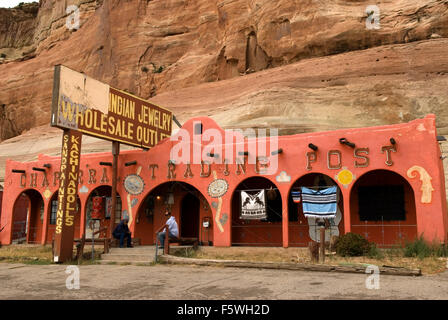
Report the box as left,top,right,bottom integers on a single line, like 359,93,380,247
0,262,447,300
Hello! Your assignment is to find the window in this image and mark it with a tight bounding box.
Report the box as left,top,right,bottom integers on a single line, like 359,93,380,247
262,189,282,223
50,199,79,224
288,196,299,222
40,201,45,222
194,122,203,135
50,200,57,224
358,185,405,221
115,196,122,224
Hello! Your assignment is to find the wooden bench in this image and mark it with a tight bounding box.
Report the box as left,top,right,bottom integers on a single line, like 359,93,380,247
110,237,140,248
169,237,199,247
163,225,199,255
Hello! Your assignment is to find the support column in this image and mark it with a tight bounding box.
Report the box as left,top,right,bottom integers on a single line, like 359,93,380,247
79,197,86,239
109,142,120,238
25,200,31,244
343,190,351,235
41,200,50,245
282,189,289,248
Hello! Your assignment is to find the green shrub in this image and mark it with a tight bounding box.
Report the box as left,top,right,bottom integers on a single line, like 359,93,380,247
404,235,432,259
367,243,384,259
435,243,448,257
404,236,430,259
403,236,448,259
335,232,372,257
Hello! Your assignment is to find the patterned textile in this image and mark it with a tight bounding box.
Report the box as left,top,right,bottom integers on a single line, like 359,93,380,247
91,196,104,220
291,191,302,203
301,186,337,219
240,189,267,220
105,197,112,219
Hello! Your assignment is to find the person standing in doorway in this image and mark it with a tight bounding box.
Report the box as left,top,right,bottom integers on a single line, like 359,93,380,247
156,210,179,249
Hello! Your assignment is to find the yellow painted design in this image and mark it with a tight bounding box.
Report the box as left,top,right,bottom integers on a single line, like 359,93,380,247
212,170,224,233
43,188,52,200
407,166,434,204
337,168,354,186
128,166,143,226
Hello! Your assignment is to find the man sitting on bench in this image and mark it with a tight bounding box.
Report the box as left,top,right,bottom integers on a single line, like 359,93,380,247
156,210,178,249
113,218,133,248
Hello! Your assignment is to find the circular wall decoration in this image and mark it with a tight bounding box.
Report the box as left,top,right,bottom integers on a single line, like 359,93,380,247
335,167,356,188
208,178,229,198
124,174,145,195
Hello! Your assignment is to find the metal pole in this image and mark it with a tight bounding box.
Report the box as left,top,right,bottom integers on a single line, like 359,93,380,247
155,233,159,263
173,115,182,128
320,227,325,263
91,221,95,261
109,142,120,238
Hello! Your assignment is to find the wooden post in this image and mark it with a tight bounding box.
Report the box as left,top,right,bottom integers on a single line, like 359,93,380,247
109,142,120,239
308,241,319,263
319,227,325,263
53,129,82,263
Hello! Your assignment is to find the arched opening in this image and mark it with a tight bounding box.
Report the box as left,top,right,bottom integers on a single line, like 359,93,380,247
135,181,212,245
350,169,417,247
46,191,82,243
85,186,122,239
288,173,344,246
231,177,282,246
11,190,44,244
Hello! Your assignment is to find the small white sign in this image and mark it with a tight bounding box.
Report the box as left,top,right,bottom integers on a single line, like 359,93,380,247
365,265,380,290
66,5,80,31
65,265,80,290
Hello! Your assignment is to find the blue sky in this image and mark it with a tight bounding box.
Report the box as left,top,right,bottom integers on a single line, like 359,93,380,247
0,0,38,8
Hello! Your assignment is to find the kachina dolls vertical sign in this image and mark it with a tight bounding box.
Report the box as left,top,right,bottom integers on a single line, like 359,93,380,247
53,130,82,263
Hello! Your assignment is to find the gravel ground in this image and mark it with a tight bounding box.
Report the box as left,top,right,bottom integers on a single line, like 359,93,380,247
0,263,447,300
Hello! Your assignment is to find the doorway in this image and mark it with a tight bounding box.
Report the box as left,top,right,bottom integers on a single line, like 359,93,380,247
180,193,200,238
11,190,44,244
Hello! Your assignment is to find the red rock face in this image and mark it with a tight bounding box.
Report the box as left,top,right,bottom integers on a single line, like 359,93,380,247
0,3,37,54
0,0,447,143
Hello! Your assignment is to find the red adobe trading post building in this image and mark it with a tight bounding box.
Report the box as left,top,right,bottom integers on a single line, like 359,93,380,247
0,114,447,248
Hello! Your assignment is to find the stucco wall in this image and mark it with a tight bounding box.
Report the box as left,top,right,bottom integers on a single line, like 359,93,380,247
440,140,448,204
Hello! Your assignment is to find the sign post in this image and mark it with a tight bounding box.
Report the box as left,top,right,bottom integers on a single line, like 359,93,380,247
53,129,82,263
109,141,120,238
50,65,172,263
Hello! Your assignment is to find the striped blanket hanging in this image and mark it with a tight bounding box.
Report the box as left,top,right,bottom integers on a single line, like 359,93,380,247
291,191,302,203
301,186,337,219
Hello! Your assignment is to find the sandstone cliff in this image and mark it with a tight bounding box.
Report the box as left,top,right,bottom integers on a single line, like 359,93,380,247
0,0,447,141
0,0,448,189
